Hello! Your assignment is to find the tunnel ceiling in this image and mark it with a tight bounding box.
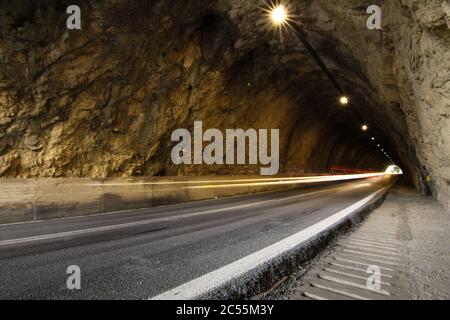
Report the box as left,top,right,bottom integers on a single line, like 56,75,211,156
0,1,449,203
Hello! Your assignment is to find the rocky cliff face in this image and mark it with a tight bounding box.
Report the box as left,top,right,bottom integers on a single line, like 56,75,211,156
388,0,450,204
0,1,449,205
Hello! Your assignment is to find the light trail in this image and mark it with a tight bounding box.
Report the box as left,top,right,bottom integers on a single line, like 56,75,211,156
151,187,389,300
0,186,350,247
82,173,393,189
184,173,389,190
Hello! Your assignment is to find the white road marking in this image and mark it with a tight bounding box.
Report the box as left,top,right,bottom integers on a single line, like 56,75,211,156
342,243,400,254
333,257,396,271
341,249,403,260
0,188,335,247
318,274,391,296
335,253,402,267
344,239,400,250
151,187,387,300
322,268,391,286
328,262,394,277
310,282,370,300
359,226,398,232
303,292,328,300
349,235,401,245
355,231,398,238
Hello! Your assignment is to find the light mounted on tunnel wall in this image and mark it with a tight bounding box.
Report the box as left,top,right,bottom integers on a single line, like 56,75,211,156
263,1,294,36
264,1,379,158
339,96,349,106
262,1,296,42
270,4,288,26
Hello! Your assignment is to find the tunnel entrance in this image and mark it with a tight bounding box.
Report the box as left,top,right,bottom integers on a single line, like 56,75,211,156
385,165,403,175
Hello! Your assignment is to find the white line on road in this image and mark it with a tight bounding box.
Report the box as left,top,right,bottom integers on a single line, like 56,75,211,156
0,188,337,247
151,187,387,300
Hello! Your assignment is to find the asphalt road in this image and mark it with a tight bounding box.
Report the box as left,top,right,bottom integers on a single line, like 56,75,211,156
0,176,391,299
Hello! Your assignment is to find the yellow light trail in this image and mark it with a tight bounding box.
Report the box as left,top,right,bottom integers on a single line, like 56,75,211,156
184,173,390,190
83,173,397,189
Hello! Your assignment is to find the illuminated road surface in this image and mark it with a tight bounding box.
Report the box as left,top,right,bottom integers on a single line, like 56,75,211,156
0,176,392,299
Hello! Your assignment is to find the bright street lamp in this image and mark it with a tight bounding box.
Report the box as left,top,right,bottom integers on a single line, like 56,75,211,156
339,96,349,106
267,2,373,138
266,3,352,109
270,4,288,26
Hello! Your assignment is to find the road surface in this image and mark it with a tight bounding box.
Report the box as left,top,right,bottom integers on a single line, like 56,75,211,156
0,176,391,299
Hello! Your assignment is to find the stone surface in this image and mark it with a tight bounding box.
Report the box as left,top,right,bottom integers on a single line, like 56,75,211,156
278,187,450,300
0,1,449,206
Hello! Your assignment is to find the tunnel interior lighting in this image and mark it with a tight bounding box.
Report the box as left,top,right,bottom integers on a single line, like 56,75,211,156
362,124,368,131
185,173,389,190
371,137,375,140
270,4,288,26
339,96,349,105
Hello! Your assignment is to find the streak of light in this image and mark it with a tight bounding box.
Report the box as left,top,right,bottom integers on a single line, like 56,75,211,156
185,173,390,190
83,173,392,187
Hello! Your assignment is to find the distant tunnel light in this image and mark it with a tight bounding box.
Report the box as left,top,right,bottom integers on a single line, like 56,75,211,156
386,165,403,175
362,124,368,131
339,96,349,105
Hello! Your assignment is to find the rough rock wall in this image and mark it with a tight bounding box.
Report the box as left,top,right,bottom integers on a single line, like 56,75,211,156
0,0,449,206
306,0,450,203
388,0,450,205
0,0,385,179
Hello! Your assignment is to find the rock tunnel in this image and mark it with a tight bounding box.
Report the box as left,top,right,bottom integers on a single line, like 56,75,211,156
0,0,449,207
